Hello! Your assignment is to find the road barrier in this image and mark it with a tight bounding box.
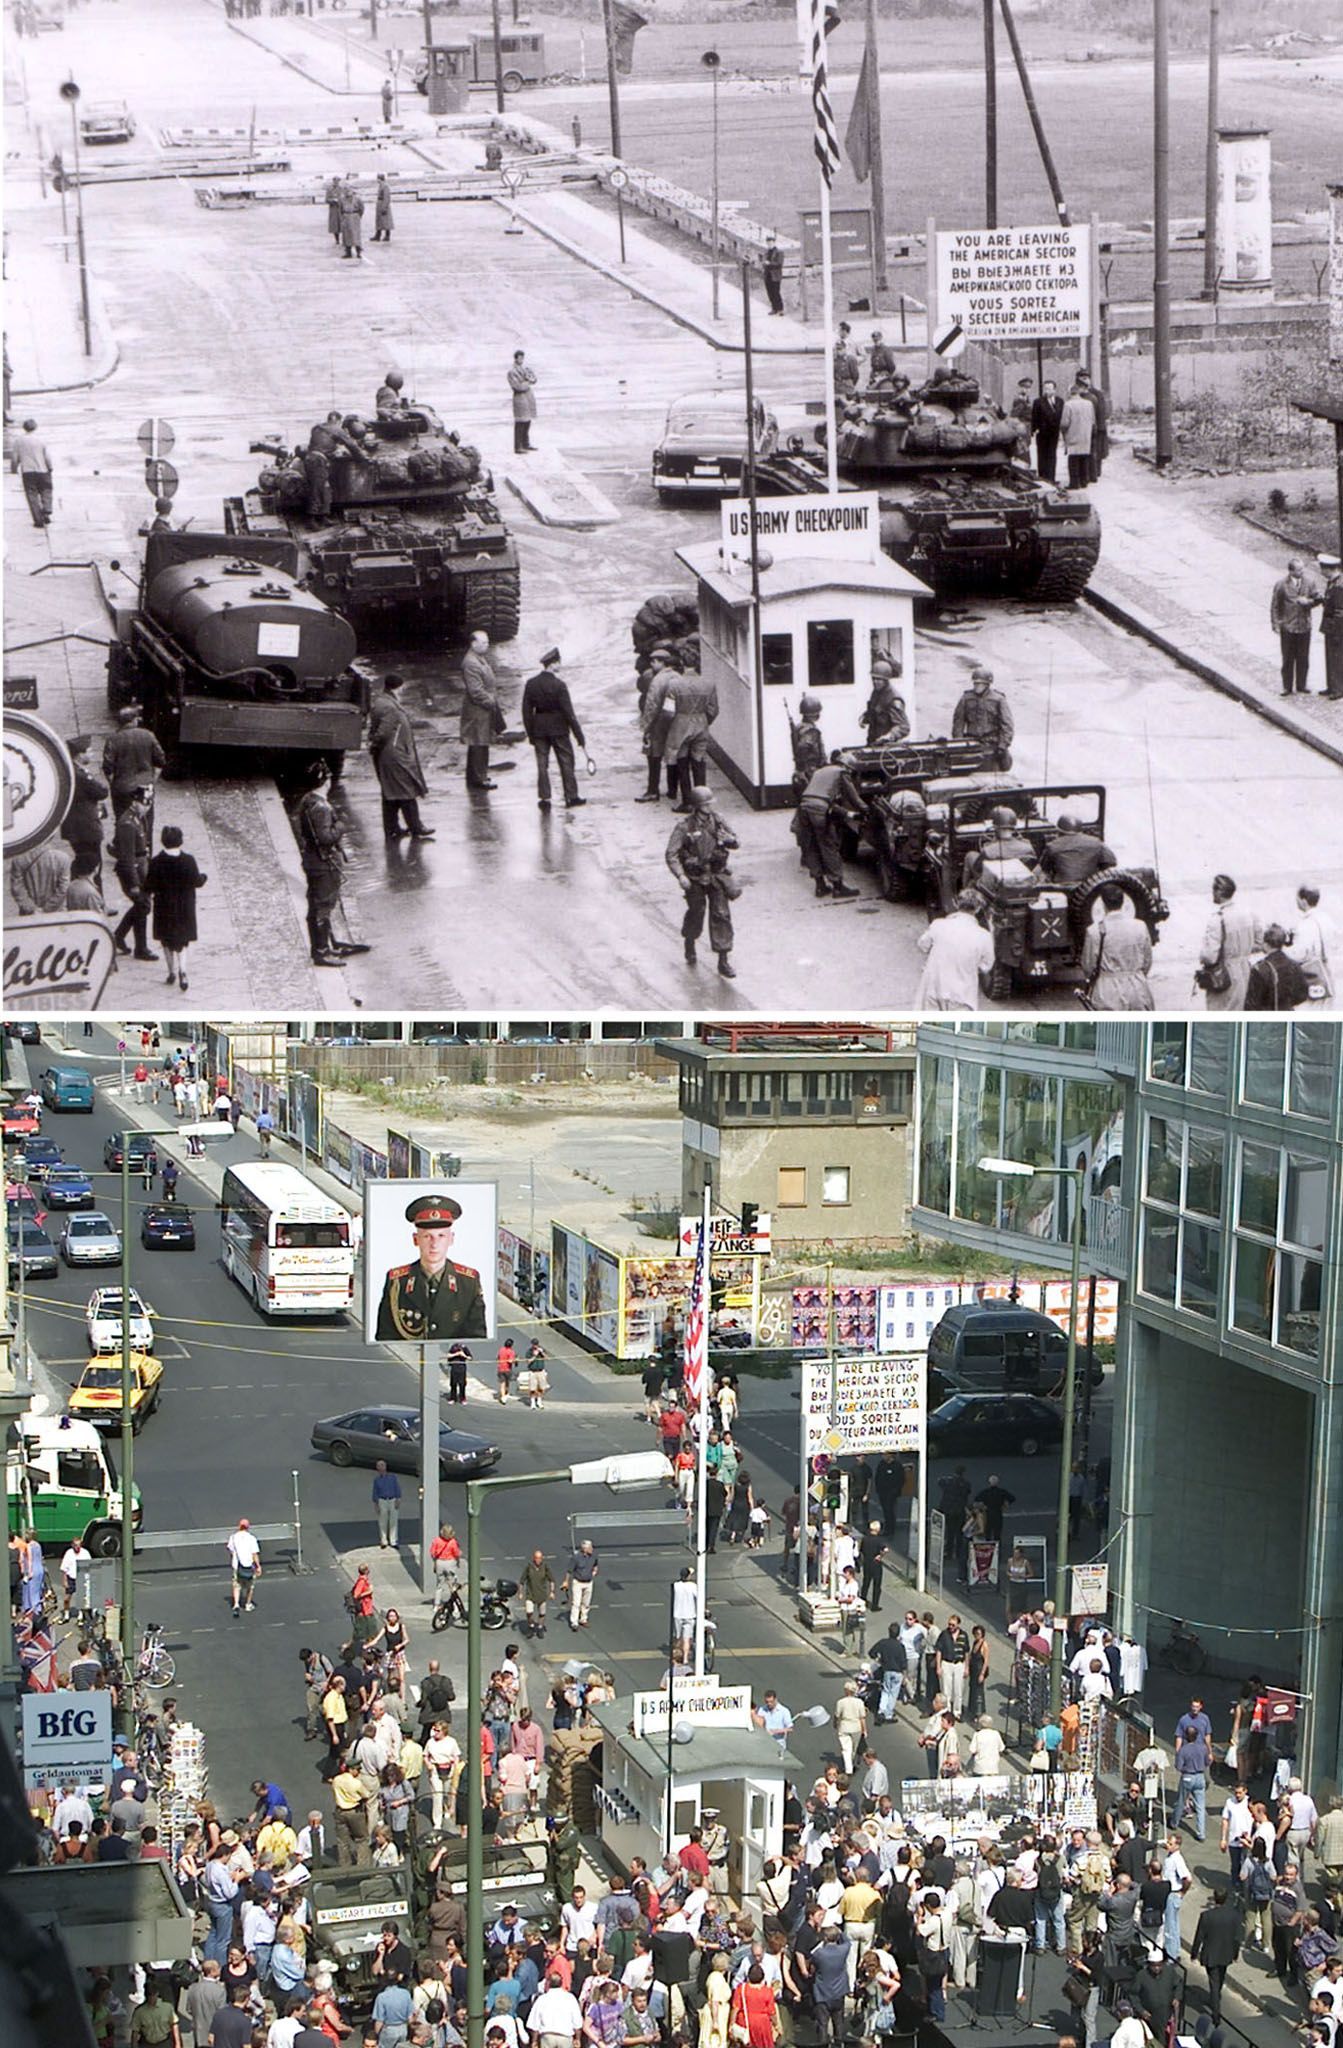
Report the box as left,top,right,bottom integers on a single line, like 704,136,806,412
567,1508,686,1548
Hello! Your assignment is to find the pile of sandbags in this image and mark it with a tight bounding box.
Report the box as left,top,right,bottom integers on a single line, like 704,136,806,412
547,1725,602,1831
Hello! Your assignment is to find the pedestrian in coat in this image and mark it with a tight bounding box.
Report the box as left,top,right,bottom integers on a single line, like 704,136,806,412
1190,1886,1243,2025
10,842,71,916
340,187,364,259
915,892,994,1009
459,631,501,790
508,351,537,452
763,236,785,315
144,826,207,991
368,674,433,841
1198,873,1261,1010
1318,554,1343,698
1030,382,1064,483
102,709,166,821
636,656,681,805
665,787,739,979
325,175,343,240
1270,556,1321,695
373,173,394,242
663,670,719,804
295,760,368,966
521,647,587,809
1060,383,1095,490
111,789,156,961
12,418,54,527
380,78,394,124
1079,883,1154,1010
1244,927,1310,1012
1076,369,1109,478
59,737,108,885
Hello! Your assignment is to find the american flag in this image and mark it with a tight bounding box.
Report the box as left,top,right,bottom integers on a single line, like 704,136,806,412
811,0,842,187
683,1217,709,1411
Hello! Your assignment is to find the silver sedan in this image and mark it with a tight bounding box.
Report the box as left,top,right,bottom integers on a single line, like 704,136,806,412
60,1211,124,1267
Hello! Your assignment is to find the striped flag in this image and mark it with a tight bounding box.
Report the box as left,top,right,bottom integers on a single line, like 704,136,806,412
683,1218,709,1411
811,0,842,187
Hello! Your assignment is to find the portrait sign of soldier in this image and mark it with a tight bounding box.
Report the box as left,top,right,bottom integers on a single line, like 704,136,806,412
364,1180,498,1343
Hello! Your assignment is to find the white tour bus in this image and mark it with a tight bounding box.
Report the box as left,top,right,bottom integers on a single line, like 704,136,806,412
219,1162,355,1317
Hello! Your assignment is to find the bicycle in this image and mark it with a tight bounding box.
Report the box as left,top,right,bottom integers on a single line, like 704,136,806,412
431,1576,515,1634
135,1620,176,1688
1153,1618,1206,1677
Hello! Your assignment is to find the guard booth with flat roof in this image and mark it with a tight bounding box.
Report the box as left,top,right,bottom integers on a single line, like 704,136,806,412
424,38,472,115
590,1682,794,1899
677,493,930,808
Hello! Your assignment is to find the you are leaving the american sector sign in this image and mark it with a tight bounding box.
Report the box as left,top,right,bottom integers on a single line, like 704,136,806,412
936,225,1092,342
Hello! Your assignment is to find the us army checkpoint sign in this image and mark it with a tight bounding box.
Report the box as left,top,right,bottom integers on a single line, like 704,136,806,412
936,224,1092,342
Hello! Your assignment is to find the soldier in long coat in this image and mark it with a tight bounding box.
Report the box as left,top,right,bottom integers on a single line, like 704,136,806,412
368,674,433,841
460,631,500,790
372,174,394,243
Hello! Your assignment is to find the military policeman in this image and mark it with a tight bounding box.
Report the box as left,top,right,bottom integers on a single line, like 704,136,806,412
1038,812,1116,888
376,1194,487,1341
965,803,1037,884
792,757,864,900
790,693,828,795
666,787,739,979
951,666,1014,771
860,659,909,747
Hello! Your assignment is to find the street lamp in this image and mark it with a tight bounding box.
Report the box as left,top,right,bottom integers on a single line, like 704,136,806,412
702,49,721,321
464,1452,671,2048
977,1155,1086,1720
58,78,92,357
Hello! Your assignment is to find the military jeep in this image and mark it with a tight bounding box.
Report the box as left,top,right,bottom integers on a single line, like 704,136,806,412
925,780,1168,1000
829,736,999,901
309,1863,413,2020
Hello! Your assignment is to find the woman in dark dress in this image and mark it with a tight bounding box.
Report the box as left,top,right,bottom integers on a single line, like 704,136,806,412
143,826,206,990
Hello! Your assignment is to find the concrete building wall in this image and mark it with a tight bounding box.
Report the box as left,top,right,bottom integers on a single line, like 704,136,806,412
1122,1320,1313,1681
683,1122,913,1242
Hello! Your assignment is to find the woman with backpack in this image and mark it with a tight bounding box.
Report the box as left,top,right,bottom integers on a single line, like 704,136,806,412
1243,1841,1276,1947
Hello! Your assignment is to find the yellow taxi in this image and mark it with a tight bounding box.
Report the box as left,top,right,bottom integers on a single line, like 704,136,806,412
68,1353,163,1433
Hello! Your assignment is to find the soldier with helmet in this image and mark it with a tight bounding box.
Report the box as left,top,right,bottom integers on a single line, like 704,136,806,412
964,803,1036,885
860,658,909,746
666,787,739,978
375,1194,487,1341
294,759,369,967
375,370,409,417
951,666,1014,771
792,756,866,901
790,693,828,796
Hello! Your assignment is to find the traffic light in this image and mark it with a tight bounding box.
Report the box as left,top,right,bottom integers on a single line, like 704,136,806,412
824,1469,843,1512
740,1200,759,1235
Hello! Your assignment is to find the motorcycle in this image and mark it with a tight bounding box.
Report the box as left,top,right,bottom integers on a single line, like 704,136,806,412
431,1575,517,1634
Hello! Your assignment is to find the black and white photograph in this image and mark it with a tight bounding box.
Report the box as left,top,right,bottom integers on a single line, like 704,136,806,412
362,1174,498,1342
4,0,1342,1012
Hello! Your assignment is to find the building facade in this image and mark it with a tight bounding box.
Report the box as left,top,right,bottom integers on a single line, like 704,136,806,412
655,1026,916,1243
913,1017,1343,1793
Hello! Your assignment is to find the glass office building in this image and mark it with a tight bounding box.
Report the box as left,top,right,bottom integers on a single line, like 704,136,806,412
914,1018,1343,1790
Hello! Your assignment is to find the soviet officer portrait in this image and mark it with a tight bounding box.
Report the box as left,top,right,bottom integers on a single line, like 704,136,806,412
375,1193,488,1341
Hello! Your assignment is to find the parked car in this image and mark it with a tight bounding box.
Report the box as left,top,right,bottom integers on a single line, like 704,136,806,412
68,1353,163,1432
103,1132,158,1175
3,1022,42,1045
6,1220,58,1280
42,1166,95,1211
85,1286,154,1353
79,99,136,143
925,1391,1064,1461
311,1404,501,1479
141,1204,196,1251
652,391,779,499
928,1302,1103,1396
61,1212,123,1267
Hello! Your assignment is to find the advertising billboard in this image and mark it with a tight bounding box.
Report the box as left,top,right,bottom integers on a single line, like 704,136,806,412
363,1178,498,1342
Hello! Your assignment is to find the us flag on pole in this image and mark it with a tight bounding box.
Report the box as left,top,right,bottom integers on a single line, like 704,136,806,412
683,1218,709,1410
811,0,842,186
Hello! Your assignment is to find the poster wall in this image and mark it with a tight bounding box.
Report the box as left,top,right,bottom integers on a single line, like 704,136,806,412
387,1129,412,1179
363,1178,498,1342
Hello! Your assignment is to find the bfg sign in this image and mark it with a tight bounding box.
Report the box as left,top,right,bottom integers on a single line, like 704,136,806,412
22,1689,114,1786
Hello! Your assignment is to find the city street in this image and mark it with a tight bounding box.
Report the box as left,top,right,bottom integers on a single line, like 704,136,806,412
6,1,1343,1009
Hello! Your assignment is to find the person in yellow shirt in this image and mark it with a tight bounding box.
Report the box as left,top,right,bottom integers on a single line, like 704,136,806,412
331,1766,372,1867
257,1809,297,1867
322,1675,349,1773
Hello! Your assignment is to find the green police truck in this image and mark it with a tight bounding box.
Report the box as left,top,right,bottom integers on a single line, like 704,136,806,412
5,1409,141,1556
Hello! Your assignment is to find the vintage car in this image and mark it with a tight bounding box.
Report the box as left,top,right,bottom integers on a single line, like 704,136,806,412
79,100,136,144
652,391,779,499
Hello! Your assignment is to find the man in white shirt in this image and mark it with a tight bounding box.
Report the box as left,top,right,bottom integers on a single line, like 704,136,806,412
1078,1657,1113,1702
561,1884,598,1952
527,1972,584,2048
53,1784,94,1840
296,1811,327,1867
1287,1778,1320,1871
227,1518,262,1614
371,1701,402,1771
898,1613,927,1705
682,1882,710,1937
241,1892,277,1978
1110,2000,1149,2048
1160,1835,1193,1960
671,1568,698,1660
59,1539,92,1620
267,2003,306,2048
1220,1783,1254,1892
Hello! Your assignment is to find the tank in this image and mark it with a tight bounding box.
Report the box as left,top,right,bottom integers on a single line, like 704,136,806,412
223,399,522,642
762,368,1102,604
105,530,369,767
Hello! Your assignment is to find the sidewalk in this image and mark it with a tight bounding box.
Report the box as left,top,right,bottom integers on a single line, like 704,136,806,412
6,231,120,396
1086,450,1343,771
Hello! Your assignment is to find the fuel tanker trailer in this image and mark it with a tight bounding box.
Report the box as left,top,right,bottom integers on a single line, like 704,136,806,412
104,530,368,769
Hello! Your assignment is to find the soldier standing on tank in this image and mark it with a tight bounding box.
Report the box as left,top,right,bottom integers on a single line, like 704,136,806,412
790,693,827,797
666,786,739,979
860,659,909,746
339,183,364,260
372,174,394,243
792,759,864,901
325,175,343,242
951,667,1014,772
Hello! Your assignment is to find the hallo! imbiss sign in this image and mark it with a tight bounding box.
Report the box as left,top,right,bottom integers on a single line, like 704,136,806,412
722,490,882,568
936,225,1092,342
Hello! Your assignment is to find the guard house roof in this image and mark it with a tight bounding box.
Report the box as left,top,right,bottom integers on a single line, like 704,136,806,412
676,540,932,607
589,1697,800,1780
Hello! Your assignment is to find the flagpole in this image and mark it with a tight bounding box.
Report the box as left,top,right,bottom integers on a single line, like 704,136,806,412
692,1183,712,1676
813,0,840,493
864,0,887,290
